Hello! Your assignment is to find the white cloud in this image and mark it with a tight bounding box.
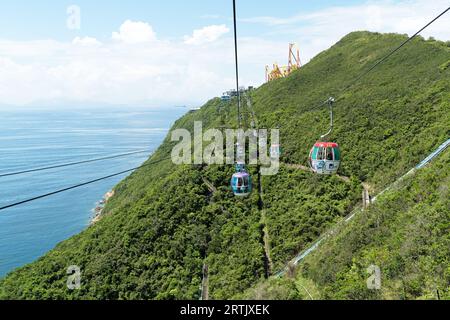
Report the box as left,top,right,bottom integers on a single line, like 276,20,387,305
184,24,230,45
112,20,157,44
0,21,240,107
242,0,450,65
72,36,102,46
0,34,274,107
0,1,449,108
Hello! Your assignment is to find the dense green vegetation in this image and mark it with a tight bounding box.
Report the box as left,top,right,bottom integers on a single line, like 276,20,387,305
262,166,361,271
243,149,449,300
253,32,449,190
0,31,448,299
302,149,450,300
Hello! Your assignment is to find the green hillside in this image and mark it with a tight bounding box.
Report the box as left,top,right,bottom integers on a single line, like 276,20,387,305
240,148,450,300
301,148,450,300
0,31,449,300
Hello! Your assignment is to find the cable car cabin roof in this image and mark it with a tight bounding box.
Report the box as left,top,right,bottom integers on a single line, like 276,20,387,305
232,172,250,178
313,142,339,148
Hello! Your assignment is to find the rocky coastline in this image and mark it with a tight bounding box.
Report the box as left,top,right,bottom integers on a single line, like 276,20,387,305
91,190,115,225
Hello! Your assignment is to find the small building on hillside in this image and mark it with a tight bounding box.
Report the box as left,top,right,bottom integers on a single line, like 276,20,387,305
221,86,254,102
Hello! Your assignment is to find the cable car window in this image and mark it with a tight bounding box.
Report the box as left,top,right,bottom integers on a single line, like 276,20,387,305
317,147,324,160
326,147,333,161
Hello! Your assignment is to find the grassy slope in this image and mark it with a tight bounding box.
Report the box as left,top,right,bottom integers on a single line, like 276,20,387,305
302,149,450,300
261,165,361,271
253,32,449,190
0,31,449,299
240,148,449,300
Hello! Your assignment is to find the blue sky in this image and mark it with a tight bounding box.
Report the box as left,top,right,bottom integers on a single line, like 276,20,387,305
0,0,363,41
0,0,448,108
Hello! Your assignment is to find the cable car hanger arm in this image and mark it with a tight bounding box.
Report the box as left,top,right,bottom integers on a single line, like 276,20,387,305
320,97,335,140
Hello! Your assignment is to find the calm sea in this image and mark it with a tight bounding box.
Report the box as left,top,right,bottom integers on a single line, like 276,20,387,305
0,107,186,277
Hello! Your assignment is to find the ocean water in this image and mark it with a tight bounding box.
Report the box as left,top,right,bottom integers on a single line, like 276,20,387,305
0,107,186,277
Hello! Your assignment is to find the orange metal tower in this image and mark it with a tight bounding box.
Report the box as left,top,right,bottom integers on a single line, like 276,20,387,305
265,43,302,82
287,43,301,73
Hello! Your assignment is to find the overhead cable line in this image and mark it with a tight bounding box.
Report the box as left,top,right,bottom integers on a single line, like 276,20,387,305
0,149,153,178
0,157,170,212
233,0,242,128
336,5,450,97
307,5,450,111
